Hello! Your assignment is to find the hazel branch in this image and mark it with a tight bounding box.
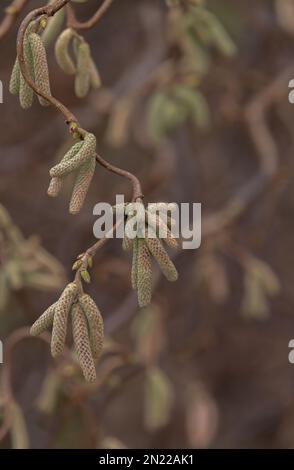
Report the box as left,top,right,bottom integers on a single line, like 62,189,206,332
66,0,114,31
16,0,78,125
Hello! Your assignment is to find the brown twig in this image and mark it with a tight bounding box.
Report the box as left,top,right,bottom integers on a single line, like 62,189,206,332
66,0,114,31
16,0,78,125
16,0,143,259
0,0,29,40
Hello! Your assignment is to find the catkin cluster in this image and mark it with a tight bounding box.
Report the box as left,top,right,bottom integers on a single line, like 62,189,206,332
30,282,104,382
55,28,101,98
0,204,65,311
9,21,52,109
121,202,179,307
48,132,97,214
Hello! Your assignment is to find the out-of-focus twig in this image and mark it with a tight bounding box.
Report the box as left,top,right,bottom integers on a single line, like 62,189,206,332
0,0,29,40
66,0,114,30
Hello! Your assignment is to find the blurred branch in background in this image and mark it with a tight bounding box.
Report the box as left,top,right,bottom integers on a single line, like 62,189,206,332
1,0,294,450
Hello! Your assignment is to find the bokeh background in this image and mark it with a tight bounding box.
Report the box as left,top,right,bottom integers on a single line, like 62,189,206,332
1,0,294,449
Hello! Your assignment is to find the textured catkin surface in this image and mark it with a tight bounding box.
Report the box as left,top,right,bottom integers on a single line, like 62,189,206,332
54,28,76,75
30,302,57,336
51,283,77,357
131,237,139,290
146,211,178,249
71,303,97,382
19,31,34,109
137,238,153,307
79,294,104,358
9,60,20,96
29,33,52,106
69,156,96,214
145,235,178,282
47,176,63,197
50,134,96,177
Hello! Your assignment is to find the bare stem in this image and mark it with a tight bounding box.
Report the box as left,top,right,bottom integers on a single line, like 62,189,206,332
66,0,114,30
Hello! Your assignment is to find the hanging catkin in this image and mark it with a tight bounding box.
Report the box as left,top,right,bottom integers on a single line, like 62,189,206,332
50,133,96,177
74,41,91,98
137,238,153,307
79,294,104,358
71,303,97,382
51,282,77,357
69,155,96,214
30,302,57,336
145,234,178,282
131,237,139,290
47,140,83,195
9,60,20,96
54,28,76,75
29,33,52,106
19,29,35,109
47,176,63,197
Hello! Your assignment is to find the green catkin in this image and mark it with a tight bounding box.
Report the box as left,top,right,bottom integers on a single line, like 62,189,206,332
74,41,91,98
51,282,77,357
29,33,52,106
71,303,97,382
137,239,153,307
50,133,96,177
19,31,34,109
54,28,76,75
89,58,102,89
30,302,57,336
9,60,20,95
145,234,178,282
131,237,139,290
79,294,104,359
42,6,65,48
69,155,96,214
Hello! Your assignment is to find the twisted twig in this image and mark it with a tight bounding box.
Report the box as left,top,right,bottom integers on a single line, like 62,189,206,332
66,0,114,31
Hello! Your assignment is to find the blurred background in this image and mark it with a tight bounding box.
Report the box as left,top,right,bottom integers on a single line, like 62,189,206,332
1,0,294,449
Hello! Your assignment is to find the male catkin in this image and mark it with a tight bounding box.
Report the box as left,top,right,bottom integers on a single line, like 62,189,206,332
71,303,97,382
29,33,52,106
51,282,77,357
55,28,76,75
79,294,104,358
30,302,57,336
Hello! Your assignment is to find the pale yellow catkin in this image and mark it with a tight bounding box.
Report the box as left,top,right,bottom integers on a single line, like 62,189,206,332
30,302,57,336
55,28,76,75
50,134,96,177
145,235,178,282
29,33,52,106
51,283,77,357
47,176,63,197
79,294,104,358
71,303,97,382
131,237,139,290
69,155,96,214
137,238,153,307
9,60,20,95
19,32,34,109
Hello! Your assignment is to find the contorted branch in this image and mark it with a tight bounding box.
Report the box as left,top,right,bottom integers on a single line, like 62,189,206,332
66,0,114,31
17,0,78,124
0,0,29,40
16,0,142,204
